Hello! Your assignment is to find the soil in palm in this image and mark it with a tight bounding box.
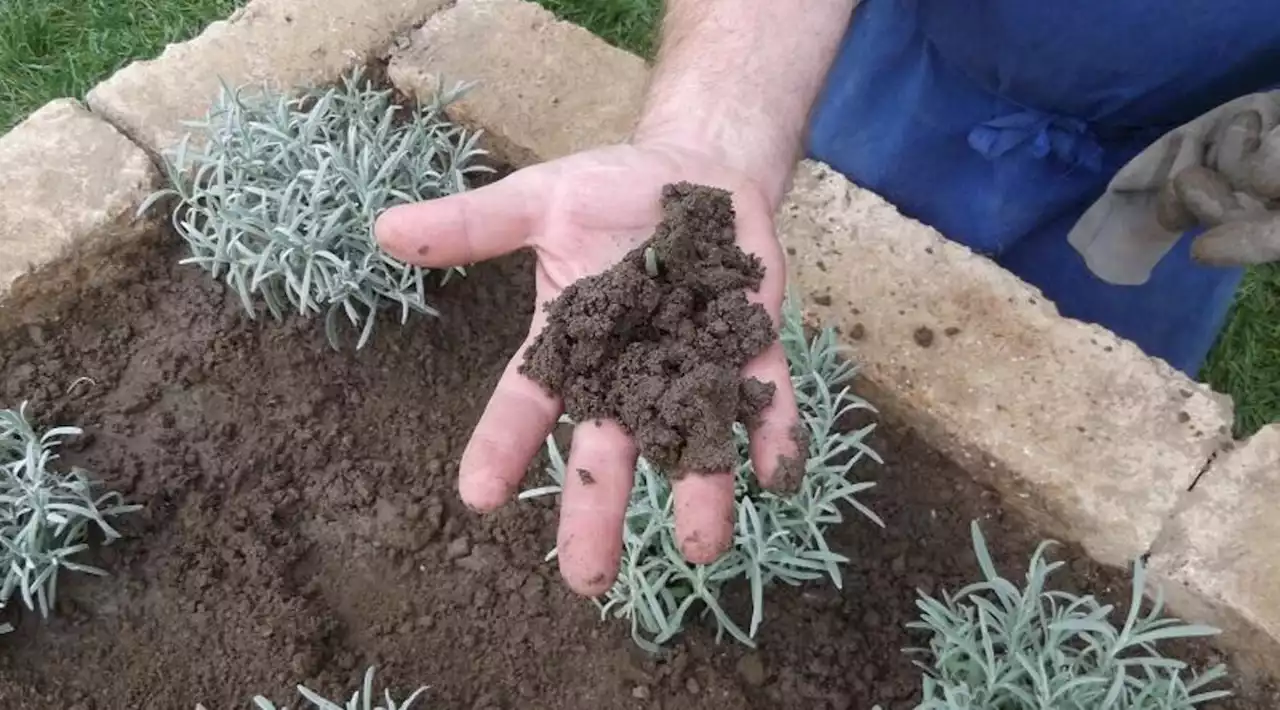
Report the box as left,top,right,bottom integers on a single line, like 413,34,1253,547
519,182,779,476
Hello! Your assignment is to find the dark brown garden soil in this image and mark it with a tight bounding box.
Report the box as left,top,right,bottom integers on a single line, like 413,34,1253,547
0,227,1276,710
521,182,778,476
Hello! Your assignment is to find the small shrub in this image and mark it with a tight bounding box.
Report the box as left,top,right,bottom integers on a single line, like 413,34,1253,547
520,295,884,651
0,402,140,619
198,666,430,710
901,521,1230,709
140,66,492,349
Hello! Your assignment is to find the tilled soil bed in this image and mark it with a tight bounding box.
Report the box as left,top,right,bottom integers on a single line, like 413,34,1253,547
0,226,1275,710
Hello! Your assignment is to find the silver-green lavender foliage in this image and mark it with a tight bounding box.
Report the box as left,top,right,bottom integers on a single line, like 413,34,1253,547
140,67,492,349
195,666,429,710
519,296,884,651
0,402,141,619
903,521,1230,709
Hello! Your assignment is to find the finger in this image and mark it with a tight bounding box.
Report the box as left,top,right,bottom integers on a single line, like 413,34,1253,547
374,166,547,267
744,340,807,492
555,419,638,596
1209,110,1262,189
1156,177,1199,232
1247,125,1280,199
673,471,736,564
1172,165,1249,227
730,196,806,492
458,312,562,512
1191,217,1280,267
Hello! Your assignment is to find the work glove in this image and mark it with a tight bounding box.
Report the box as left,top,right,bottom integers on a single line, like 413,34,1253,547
1068,91,1280,285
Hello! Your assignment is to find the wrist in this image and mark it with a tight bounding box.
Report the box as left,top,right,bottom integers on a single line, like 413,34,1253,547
632,99,803,210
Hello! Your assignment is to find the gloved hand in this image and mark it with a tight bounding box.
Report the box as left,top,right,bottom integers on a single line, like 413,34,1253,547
1068,91,1280,285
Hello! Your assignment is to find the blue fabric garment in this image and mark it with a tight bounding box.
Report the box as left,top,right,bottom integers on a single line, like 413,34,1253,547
806,0,1280,375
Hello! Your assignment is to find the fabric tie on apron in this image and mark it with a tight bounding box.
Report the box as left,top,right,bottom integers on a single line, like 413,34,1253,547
968,109,1105,173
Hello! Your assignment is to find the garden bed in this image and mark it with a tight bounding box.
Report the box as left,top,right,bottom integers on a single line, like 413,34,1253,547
0,223,1275,709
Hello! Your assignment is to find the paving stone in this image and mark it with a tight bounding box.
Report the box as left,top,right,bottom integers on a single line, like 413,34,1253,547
1149,424,1280,680
86,0,451,159
777,163,1235,568
388,0,649,167
0,99,159,309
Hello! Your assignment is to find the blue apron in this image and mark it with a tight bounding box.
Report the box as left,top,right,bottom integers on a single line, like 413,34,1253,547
806,0,1280,375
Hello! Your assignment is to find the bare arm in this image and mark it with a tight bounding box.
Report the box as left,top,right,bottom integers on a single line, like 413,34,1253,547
633,0,860,206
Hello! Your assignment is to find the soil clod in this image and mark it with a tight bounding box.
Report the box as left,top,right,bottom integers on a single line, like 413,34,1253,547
519,182,777,476
913,326,935,348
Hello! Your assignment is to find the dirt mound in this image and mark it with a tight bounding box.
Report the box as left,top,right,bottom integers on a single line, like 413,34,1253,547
519,182,775,475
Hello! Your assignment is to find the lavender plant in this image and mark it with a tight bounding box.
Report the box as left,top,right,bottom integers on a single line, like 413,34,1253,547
0,402,140,619
139,66,492,349
205,666,429,710
519,295,884,651
900,521,1231,709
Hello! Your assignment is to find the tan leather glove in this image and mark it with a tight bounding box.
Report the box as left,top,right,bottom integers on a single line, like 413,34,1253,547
1068,91,1280,285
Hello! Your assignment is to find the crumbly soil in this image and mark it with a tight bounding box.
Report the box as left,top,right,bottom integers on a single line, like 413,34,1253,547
0,226,1276,710
519,182,778,475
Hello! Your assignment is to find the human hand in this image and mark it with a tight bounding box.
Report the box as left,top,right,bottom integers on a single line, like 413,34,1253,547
1068,90,1280,285
373,141,802,596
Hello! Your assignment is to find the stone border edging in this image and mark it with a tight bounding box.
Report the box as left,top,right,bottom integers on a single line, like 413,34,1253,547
0,0,1275,685
86,0,454,161
0,99,161,326
1150,423,1280,680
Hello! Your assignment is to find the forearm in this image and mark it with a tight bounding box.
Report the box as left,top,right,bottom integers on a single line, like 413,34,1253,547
633,0,859,206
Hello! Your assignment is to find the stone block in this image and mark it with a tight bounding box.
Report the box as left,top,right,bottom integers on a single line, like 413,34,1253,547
1149,424,1280,680
86,0,451,159
777,164,1234,568
388,0,649,167
386,0,1236,568
0,99,159,308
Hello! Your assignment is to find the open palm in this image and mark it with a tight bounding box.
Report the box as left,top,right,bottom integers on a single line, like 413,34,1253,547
374,142,801,596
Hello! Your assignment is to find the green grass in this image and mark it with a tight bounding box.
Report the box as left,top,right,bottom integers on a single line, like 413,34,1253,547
0,0,1275,437
1203,265,1280,437
0,0,242,132
535,0,660,57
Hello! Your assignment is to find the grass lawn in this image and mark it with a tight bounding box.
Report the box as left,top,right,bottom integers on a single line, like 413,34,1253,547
0,0,1274,437
0,0,243,132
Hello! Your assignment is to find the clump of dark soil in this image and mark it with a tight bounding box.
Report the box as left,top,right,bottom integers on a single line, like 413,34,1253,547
519,182,776,474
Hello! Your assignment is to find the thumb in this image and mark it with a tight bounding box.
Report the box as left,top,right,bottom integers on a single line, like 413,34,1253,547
1191,215,1280,267
374,167,546,267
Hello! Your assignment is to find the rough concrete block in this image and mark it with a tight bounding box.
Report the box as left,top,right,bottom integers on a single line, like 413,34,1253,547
0,99,159,301
388,0,649,167
86,0,451,159
386,0,1236,568
1149,424,1280,680
776,165,1234,568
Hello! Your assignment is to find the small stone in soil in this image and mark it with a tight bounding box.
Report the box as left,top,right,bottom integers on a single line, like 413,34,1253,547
518,182,788,478
445,536,470,560
735,654,766,687
913,326,935,348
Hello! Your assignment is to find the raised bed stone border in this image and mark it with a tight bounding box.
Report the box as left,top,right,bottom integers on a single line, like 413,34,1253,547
0,0,1276,686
